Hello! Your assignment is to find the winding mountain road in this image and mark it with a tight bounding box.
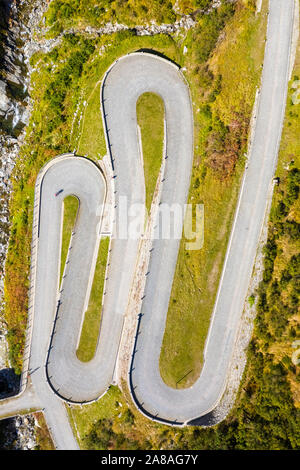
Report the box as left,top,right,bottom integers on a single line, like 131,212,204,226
0,0,296,449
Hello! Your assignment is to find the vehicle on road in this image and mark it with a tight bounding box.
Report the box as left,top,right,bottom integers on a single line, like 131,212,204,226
55,189,64,197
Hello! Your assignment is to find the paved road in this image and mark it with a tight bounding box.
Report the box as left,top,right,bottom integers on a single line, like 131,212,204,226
43,52,194,405
0,154,117,447
129,0,295,424
29,154,130,405
28,155,108,447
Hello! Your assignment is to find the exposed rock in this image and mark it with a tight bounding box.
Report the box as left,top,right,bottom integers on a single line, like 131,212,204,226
0,0,49,135
0,80,12,117
14,415,37,450
0,414,37,450
57,15,197,40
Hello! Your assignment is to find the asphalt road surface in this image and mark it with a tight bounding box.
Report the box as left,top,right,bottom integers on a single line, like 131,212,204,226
29,155,108,447
30,155,137,405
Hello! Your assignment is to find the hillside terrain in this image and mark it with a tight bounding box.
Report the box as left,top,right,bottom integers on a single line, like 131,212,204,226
0,0,299,450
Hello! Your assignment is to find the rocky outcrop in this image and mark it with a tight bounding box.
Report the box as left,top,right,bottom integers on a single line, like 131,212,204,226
0,414,36,450
0,1,53,136
0,1,28,135
0,0,50,280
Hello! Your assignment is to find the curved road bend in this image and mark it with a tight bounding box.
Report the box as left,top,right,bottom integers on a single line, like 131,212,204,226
27,155,107,448
0,154,109,449
100,52,194,381
44,53,194,404
28,155,131,404
0,54,193,447
129,0,295,424
101,53,193,414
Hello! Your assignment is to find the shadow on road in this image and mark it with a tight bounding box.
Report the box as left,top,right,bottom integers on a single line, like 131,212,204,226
187,410,219,427
135,48,181,69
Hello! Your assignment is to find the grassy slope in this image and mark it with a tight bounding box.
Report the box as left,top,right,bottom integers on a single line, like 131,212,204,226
136,92,165,215
76,236,110,362
76,81,105,160
33,412,56,450
60,195,79,284
44,0,178,35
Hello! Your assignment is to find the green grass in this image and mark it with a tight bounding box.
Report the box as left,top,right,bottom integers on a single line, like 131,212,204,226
76,81,106,159
66,385,127,449
60,195,79,285
33,412,56,450
76,236,110,362
44,0,177,36
2,0,299,451
66,382,178,450
136,92,165,215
